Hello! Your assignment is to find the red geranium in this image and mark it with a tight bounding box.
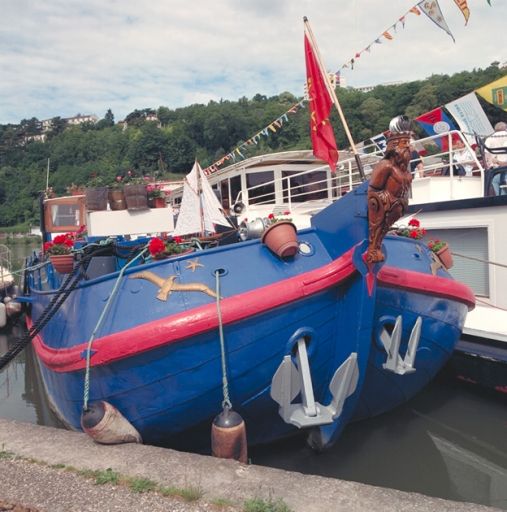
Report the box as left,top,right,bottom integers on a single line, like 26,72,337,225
148,237,166,256
408,218,420,227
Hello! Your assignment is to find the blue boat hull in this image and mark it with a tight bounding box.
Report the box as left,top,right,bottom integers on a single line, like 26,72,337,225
23,183,474,450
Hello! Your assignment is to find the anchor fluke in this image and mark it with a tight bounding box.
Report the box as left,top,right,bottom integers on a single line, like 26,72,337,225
271,337,359,428
380,315,422,375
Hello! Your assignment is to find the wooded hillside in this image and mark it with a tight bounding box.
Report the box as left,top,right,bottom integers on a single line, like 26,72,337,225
0,62,505,227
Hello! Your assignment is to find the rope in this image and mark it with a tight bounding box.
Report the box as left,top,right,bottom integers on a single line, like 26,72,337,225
82,248,147,411
452,252,507,269
215,270,232,410
0,244,113,371
475,297,507,312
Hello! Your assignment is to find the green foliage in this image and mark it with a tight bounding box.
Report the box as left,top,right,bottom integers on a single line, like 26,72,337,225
0,63,505,228
243,497,293,512
127,477,157,493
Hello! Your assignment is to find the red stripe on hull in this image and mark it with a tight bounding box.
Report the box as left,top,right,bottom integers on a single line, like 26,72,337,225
30,252,475,373
378,266,475,309
31,249,357,372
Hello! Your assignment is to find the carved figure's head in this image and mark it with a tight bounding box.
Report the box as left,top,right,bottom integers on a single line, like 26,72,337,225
386,115,412,161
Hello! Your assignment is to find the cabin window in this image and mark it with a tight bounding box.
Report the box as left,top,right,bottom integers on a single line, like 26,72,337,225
246,171,275,204
44,197,86,233
230,175,242,204
281,171,328,202
425,227,489,297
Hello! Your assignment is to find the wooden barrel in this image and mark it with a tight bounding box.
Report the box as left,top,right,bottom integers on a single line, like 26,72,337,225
85,187,108,211
124,184,148,210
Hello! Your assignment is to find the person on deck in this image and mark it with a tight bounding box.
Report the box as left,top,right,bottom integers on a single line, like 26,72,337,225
485,122,507,195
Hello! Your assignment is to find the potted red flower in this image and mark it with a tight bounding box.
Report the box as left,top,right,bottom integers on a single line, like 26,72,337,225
391,218,427,240
44,234,75,273
261,211,298,259
428,239,453,269
148,236,193,260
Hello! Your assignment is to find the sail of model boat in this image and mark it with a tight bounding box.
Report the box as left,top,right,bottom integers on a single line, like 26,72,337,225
173,160,232,237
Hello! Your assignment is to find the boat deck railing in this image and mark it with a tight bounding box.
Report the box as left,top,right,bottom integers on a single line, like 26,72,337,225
230,130,487,213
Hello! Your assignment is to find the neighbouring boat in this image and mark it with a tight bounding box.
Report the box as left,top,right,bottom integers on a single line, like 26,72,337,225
14,128,474,452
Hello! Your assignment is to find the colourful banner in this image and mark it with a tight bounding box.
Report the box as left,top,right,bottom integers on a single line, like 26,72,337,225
475,75,507,112
417,0,455,42
304,32,338,172
445,92,494,137
415,107,458,150
452,0,470,24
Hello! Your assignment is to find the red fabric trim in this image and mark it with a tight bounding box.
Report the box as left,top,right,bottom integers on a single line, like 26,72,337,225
378,266,476,309
31,249,357,372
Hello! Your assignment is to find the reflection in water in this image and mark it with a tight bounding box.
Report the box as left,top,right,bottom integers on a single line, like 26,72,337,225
251,372,507,509
0,321,63,428
1,320,506,509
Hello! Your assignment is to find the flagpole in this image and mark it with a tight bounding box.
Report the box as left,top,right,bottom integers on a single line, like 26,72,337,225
303,17,365,180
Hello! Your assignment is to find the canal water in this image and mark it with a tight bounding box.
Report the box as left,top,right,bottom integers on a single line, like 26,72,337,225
1,243,506,509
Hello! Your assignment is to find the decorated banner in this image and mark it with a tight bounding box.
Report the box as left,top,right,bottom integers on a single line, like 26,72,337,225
417,0,455,42
475,75,507,112
415,107,458,150
445,92,494,138
452,0,470,24
304,32,338,172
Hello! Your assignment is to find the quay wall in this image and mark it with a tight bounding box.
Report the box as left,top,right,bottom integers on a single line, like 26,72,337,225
0,419,501,512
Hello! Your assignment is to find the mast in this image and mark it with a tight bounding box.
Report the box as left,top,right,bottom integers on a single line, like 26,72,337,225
197,161,205,237
46,158,50,191
303,17,365,180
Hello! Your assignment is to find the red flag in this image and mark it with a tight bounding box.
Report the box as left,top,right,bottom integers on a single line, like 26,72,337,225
305,33,338,172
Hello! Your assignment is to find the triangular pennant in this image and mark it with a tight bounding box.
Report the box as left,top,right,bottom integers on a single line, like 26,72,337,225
417,0,455,42
452,0,470,25
399,16,406,28
410,6,421,15
383,30,393,40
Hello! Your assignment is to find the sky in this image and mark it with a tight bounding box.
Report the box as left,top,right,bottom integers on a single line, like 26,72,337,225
0,0,505,125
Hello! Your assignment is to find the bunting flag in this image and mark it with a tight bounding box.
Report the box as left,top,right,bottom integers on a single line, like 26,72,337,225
417,0,455,42
202,100,306,175
383,30,393,40
475,75,507,112
304,32,338,172
415,107,458,150
452,0,470,24
445,92,494,138
410,6,421,14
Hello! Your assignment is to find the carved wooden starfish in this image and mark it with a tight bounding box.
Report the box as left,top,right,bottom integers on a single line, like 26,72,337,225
185,259,204,272
130,271,218,301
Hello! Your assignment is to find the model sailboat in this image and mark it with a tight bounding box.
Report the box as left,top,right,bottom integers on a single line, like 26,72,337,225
173,160,232,237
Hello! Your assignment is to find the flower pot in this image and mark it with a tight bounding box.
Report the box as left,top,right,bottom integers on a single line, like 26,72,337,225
261,221,298,259
108,188,127,210
152,197,166,208
85,187,108,211
124,184,148,211
50,254,74,274
436,244,453,269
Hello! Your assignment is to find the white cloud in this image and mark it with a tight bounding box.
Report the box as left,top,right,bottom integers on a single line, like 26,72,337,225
0,0,504,124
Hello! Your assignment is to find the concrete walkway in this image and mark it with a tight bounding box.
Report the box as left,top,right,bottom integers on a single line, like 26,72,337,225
0,419,501,512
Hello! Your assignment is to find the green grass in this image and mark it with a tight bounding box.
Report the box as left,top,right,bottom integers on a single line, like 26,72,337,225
211,497,236,508
0,449,14,460
158,485,203,502
243,497,293,512
94,468,120,485
127,477,157,493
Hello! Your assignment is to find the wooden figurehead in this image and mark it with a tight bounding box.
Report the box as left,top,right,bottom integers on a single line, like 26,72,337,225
366,116,413,263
